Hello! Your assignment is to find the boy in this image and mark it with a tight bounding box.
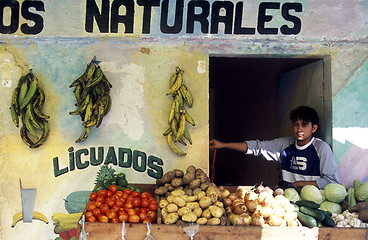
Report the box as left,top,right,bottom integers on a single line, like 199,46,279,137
209,106,339,190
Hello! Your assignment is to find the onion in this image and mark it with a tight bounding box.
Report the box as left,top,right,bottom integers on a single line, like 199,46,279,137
269,215,283,226
263,196,276,207
223,198,232,207
273,188,284,196
229,213,244,226
258,191,272,204
228,192,238,201
259,206,274,218
232,199,245,209
245,200,258,213
242,214,252,225
244,191,258,202
272,205,285,218
234,204,247,215
251,213,265,226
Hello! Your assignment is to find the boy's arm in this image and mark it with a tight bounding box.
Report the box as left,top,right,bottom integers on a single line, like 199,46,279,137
209,139,248,152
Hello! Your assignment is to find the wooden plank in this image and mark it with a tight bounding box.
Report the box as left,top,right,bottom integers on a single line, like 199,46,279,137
81,223,368,240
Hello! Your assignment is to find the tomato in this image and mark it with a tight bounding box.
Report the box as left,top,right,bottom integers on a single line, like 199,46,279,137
106,198,116,208
122,193,129,199
148,202,158,211
123,202,133,212
128,214,140,223
131,198,141,208
97,189,108,198
110,217,120,223
111,205,120,212
95,200,102,208
123,188,132,195
126,196,134,203
109,185,119,194
119,212,129,222
92,208,101,218
132,191,140,198
85,211,93,219
149,198,157,205
142,217,152,224
139,207,148,213
87,215,97,222
140,192,152,199
96,196,105,203
86,202,97,212
107,190,113,197
115,190,124,198
127,208,137,216
147,211,157,222
115,199,125,208
139,212,148,222
140,198,150,208
106,209,117,220
89,192,98,201
100,204,109,214
98,215,109,223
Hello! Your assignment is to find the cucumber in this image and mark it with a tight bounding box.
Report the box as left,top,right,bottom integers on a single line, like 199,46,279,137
299,206,325,221
320,210,336,227
295,200,320,209
297,211,318,228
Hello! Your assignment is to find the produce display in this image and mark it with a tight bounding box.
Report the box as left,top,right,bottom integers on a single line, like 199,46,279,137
69,59,112,143
10,71,50,148
164,66,195,156
155,166,227,225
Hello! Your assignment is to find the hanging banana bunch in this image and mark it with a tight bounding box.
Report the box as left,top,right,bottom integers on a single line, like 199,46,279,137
10,71,50,148
69,59,112,143
164,66,195,156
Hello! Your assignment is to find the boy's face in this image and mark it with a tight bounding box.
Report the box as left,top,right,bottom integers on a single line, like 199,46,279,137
292,119,318,146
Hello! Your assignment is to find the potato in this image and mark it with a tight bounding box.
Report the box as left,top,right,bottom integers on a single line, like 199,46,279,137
171,189,185,197
206,186,221,202
182,212,198,223
186,165,196,173
177,207,192,217
166,195,174,203
185,202,200,210
214,201,224,208
172,196,186,207
180,195,197,202
155,186,168,196
193,188,203,195
166,203,179,213
159,199,169,209
161,171,176,184
200,182,210,191
196,191,206,200
193,207,203,217
195,168,207,178
164,213,179,224
196,217,208,225
207,217,221,225
176,220,184,225
164,183,175,192
161,207,168,219
199,196,213,209
173,169,184,178
189,179,201,190
171,178,184,188
183,169,196,184
208,205,224,218
202,208,212,219
184,188,193,196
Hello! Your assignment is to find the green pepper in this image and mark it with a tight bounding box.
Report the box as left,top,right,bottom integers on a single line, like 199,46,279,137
117,177,128,187
102,179,111,189
110,178,118,186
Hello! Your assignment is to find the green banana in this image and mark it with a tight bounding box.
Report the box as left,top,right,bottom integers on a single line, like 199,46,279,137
86,66,104,88
184,110,195,126
26,103,43,131
176,113,186,140
20,125,35,147
69,94,91,115
11,86,20,114
168,98,176,124
17,81,29,107
19,76,38,110
23,113,39,139
86,61,97,79
10,104,20,127
169,69,179,87
183,127,192,145
31,120,50,148
180,84,193,108
163,127,172,136
167,69,183,95
83,97,93,124
167,132,186,156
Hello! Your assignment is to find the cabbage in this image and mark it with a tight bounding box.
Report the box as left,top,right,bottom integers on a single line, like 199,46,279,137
324,183,347,203
320,200,342,214
355,182,368,201
300,185,324,204
283,188,300,202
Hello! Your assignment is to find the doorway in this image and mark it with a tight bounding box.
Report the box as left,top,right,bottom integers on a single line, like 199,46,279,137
209,56,331,187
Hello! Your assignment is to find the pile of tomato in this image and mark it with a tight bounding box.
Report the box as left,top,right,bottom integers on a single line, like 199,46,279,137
85,185,158,223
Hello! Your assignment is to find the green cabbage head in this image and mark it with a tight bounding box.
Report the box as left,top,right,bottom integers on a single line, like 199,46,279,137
320,200,342,214
300,185,324,204
324,183,347,203
283,188,300,202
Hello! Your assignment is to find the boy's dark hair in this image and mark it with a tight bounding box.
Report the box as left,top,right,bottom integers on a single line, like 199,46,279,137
289,106,319,126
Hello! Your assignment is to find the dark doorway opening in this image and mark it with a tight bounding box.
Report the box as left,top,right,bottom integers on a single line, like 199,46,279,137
209,57,330,187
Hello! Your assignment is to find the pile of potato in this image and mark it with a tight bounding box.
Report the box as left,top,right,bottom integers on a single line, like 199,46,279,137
155,166,227,225
221,185,301,227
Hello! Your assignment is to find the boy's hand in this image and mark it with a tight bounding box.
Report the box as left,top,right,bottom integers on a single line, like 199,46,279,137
209,139,224,149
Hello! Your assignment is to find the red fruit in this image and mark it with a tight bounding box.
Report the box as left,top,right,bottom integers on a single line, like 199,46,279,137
59,231,70,240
